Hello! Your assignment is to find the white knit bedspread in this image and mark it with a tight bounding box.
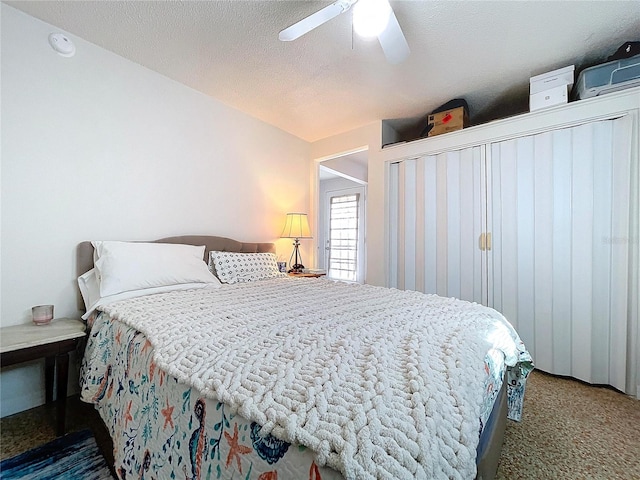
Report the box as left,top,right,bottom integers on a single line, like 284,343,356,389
100,278,522,479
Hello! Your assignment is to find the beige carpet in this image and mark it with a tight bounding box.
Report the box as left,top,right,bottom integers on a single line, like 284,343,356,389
3,373,639,479
497,370,640,479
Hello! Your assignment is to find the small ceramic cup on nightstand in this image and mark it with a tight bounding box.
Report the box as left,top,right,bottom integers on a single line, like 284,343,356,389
32,304,54,326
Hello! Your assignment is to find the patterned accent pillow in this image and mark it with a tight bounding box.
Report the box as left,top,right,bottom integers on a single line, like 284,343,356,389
209,251,286,284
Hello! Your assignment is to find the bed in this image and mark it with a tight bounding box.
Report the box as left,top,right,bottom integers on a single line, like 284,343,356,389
77,236,533,480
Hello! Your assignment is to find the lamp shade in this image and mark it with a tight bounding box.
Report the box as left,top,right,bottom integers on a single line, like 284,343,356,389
280,213,312,239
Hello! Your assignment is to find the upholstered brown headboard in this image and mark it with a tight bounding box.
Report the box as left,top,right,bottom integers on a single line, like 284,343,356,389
76,235,276,277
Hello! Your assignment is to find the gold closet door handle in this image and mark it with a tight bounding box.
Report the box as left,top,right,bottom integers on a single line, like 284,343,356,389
486,232,492,251
479,233,486,251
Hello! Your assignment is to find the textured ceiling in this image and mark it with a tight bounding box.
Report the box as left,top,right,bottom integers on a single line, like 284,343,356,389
6,1,640,142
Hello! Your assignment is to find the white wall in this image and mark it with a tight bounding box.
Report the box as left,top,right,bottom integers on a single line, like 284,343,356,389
0,5,310,416
310,123,384,286
320,156,368,183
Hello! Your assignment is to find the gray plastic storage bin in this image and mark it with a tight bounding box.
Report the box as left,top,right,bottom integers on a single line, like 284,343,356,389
574,56,640,100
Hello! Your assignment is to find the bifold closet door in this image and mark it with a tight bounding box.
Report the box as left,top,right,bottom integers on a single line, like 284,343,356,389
388,147,486,303
489,116,633,392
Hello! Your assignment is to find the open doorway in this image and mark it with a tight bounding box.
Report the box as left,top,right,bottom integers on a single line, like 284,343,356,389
318,150,368,283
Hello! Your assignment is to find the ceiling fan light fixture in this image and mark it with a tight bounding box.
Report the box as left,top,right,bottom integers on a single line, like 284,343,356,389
353,0,391,38
279,0,408,64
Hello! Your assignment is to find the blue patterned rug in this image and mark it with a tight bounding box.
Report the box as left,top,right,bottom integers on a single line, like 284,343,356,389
0,429,113,479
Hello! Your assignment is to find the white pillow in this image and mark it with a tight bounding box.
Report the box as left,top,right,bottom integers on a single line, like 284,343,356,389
78,268,101,311
209,251,285,284
92,241,220,297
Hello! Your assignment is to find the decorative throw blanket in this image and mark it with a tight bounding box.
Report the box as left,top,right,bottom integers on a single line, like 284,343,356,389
101,278,526,479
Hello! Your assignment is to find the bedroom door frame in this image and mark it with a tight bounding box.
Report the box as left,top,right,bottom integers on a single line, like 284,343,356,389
323,185,366,283
314,148,368,282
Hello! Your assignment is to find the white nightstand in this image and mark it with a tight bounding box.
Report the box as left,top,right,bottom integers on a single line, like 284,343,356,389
0,318,86,435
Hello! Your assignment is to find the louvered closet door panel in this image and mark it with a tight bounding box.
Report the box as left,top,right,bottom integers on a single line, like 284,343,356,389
532,132,555,373
571,123,598,384
444,147,485,302
550,129,573,376
607,117,633,392
490,135,545,364
388,162,400,288
489,117,632,388
388,160,413,291
446,148,485,301
388,147,485,302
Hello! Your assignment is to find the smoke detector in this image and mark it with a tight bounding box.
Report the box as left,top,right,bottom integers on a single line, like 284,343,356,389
48,33,76,57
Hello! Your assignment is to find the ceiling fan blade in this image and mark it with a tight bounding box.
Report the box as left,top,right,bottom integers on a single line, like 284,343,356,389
377,7,410,64
279,2,354,42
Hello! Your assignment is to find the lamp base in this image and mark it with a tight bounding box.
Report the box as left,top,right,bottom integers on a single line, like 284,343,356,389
288,263,305,273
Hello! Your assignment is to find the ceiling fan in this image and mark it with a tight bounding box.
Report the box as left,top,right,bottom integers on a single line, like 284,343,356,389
279,0,410,64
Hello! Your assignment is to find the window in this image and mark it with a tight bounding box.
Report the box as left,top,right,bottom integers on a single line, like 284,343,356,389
328,193,359,281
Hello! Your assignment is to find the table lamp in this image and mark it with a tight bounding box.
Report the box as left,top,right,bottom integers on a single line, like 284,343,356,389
280,213,312,273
